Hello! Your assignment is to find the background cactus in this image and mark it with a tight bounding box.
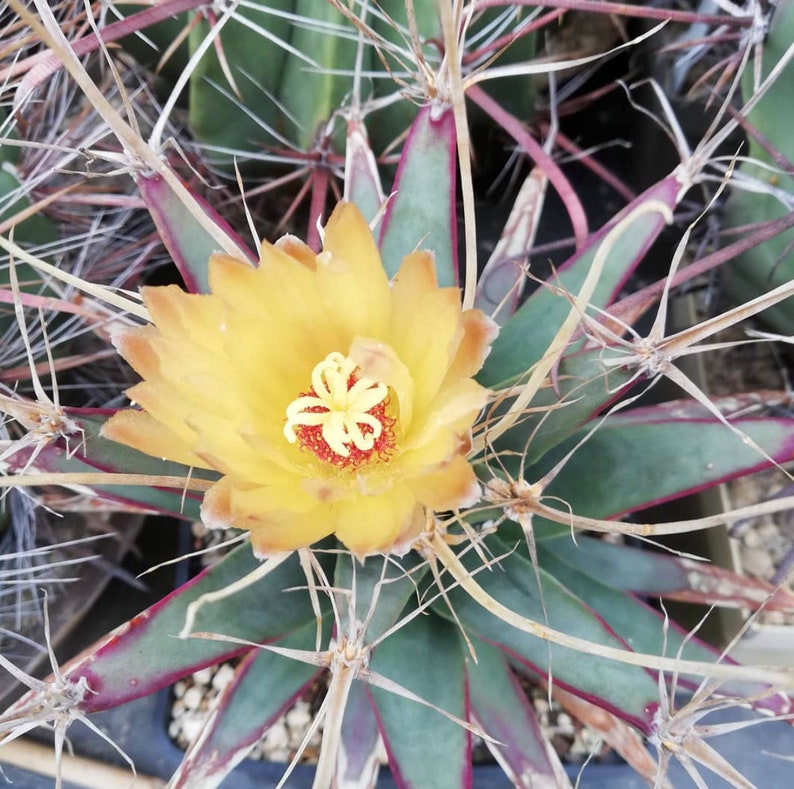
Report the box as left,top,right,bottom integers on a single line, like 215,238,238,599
724,0,794,333
2,2,794,788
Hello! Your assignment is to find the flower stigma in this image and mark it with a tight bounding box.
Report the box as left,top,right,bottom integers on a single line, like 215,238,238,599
284,351,396,468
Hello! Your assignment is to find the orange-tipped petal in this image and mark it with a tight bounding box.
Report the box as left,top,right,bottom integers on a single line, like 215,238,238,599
101,409,207,468
275,235,317,270
203,477,334,555
142,285,226,353
111,325,161,379
445,309,499,383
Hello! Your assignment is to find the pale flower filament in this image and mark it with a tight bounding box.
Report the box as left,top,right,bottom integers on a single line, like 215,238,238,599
284,352,388,458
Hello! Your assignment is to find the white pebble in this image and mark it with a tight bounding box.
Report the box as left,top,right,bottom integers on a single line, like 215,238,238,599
758,522,779,540
212,663,236,692
183,685,204,710
193,667,213,686
742,530,762,548
568,737,587,756
742,547,774,578
191,521,207,538
764,610,785,625
285,704,311,730
181,713,205,743
264,723,289,750
556,713,574,735
174,680,187,698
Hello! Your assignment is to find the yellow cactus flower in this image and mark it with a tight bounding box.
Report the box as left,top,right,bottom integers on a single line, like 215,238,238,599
102,203,496,557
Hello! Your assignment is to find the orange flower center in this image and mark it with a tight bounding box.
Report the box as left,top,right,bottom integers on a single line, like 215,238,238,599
284,352,396,468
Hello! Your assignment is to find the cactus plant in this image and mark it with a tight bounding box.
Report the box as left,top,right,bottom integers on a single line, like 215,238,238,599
2,2,794,789
723,0,794,333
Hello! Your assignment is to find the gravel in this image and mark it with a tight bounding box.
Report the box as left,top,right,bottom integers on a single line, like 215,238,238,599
169,661,611,768
730,469,794,626
169,662,325,762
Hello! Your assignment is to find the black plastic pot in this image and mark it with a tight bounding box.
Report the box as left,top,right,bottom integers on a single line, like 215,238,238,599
5,523,794,788
11,679,794,788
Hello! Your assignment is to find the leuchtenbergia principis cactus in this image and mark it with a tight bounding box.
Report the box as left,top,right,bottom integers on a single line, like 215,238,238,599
2,2,794,788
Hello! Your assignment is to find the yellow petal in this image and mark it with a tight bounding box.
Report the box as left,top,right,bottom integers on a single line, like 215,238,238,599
112,325,161,380
193,423,297,483
212,246,312,322
322,202,389,297
101,409,207,468
419,377,490,443
444,309,498,383
348,336,414,431
407,453,480,511
275,235,317,270
207,251,345,419
316,203,391,339
203,477,334,555
142,285,226,353
332,485,425,556
390,251,463,408
391,427,460,476
123,380,202,449
248,512,334,556
254,243,349,362
202,474,318,524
